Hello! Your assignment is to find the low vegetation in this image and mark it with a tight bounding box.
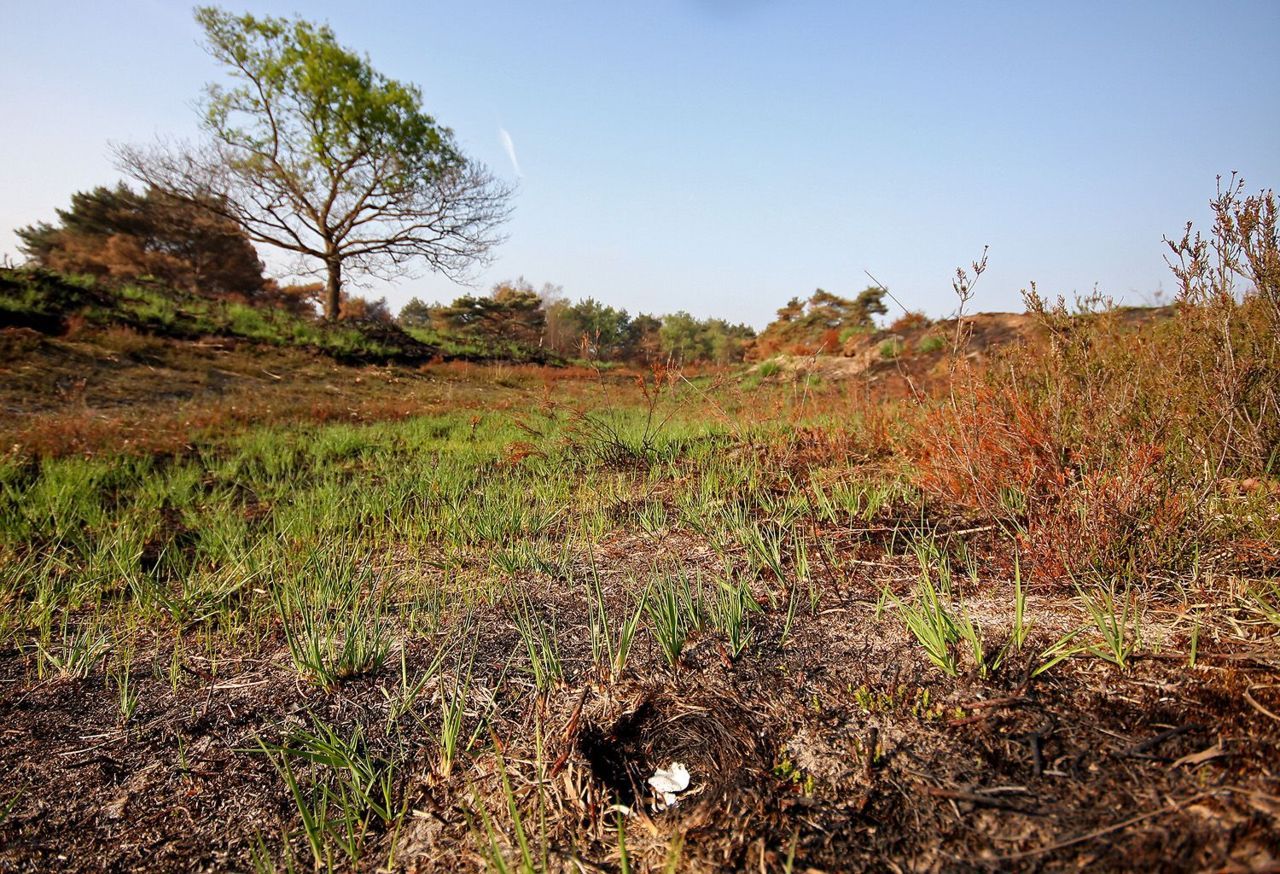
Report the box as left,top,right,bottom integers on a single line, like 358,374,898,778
0,268,443,364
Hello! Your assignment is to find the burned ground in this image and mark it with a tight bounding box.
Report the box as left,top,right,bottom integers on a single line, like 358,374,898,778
2,498,1278,872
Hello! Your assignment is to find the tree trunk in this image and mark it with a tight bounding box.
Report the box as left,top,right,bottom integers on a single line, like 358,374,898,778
323,257,342,322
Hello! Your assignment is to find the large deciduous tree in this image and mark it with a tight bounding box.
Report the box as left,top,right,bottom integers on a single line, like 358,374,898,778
116,7,512,321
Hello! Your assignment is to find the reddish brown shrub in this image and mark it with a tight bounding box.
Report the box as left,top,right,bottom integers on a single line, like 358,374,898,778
915,365,1197,580
889,311,932,332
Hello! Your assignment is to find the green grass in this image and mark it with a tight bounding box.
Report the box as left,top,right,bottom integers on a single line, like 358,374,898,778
916,334,947,354
885,568,962,677
257,718,406,869
1076,579,1142,669
34,617,109,679
711,574,757,659
585,558,647,680
647,571,696,669
512,595,564,690
879,338,903,359
274,549,393,689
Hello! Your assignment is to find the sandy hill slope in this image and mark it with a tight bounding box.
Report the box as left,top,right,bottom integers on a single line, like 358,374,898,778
752,307,1173,395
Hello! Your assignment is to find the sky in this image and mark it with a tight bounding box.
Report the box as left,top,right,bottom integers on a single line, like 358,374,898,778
2,0,1277,327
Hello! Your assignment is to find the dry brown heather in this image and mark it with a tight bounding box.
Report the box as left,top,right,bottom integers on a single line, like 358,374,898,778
0,187,1277,872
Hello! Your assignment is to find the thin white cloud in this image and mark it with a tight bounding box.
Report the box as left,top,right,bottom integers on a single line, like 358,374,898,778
499,127,522,178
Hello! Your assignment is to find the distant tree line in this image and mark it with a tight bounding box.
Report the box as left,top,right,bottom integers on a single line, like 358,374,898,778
399,279,756,364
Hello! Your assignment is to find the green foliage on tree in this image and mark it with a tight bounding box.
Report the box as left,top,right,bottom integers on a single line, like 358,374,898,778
563,298,633,358
116,7,512,321
431,280,546,349
621,313,664,363
659,311,755,364
17,184,265,297
397,297,433,329
402,274,753,365
542,295,669,362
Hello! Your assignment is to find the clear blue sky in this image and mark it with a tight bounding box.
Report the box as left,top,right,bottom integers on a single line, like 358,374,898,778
2,1,1277,326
